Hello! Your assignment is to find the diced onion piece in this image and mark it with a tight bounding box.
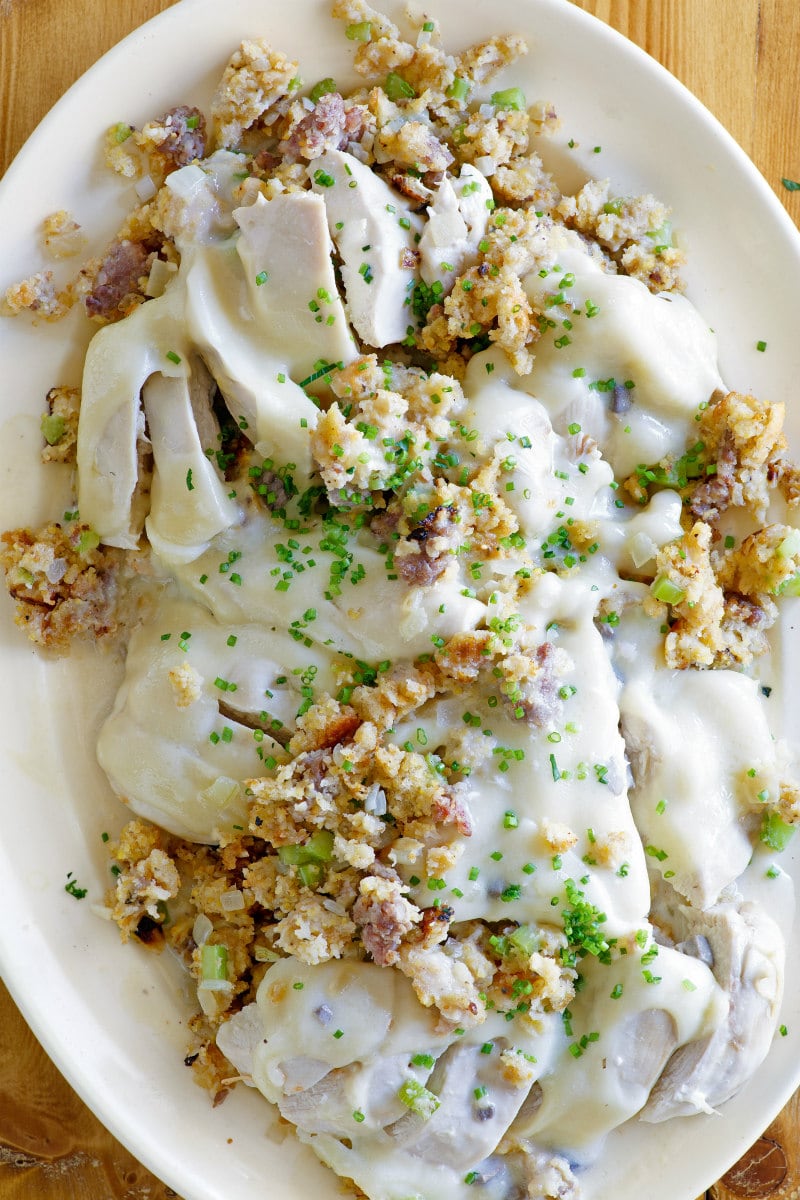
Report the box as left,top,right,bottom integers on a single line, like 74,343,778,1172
364,783,387,815
651,574,686,605
198,978,234,993
165,163,208,200
145,256,177,298
220,888,245,912
254,945,281,962
628,531,658,569
473,155,496,176
197,981,233,1017
45,558,68,584
135,174,158,202
193,913,214,946
199,776,242,811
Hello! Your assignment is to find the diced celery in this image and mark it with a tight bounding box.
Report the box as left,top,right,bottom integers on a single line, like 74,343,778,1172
77,529,100,555
397,1079,440,1119
201,943,228,982
40,413,66,445
647,221,672,246
446,76,470,102
508,924,539,956
310,77,337,104
776,529,800,558
385,72,416,101
490,87,526,111
651,574,686,605
278,829,334,868
760,810,796,852
298,862,325,888
778,571,800,597
346,20,372,41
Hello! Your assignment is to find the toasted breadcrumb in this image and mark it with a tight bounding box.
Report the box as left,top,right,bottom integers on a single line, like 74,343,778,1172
398,940,486,1028
110,845,181,940
529,99,560,137
455,33,528,86
187,1041,237,1106
491,153,560,209
558,178,685,292
719,524,800,598
539,820,578,854
2,272,72,320
274,892,357,963
104,123,141,178
374,119,454,172
499,1047,540,1088
691,390,787,523
592,831,630,869
42,211,88,260
776,781,800,826
168,661,204,708
0,523,121,649
40,386,80,464
648,522,725,668
210,39,298,149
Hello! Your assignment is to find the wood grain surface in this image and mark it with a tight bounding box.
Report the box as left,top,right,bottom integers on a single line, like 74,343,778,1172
1,2,799,1198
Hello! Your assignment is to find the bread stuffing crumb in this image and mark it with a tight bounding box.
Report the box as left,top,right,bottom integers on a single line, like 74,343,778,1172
40,386,80,464
42,211,88,260
0,522,121,649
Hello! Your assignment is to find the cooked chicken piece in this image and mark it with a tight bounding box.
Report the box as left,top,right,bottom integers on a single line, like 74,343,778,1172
385,1039,540,1170
143,360,239,563
96,598,323,842
418,164,494,294
77,272,186,548
182,237,322,487
233,191,358,377
308,149,423,347
620,668,778,907
642,891,785,1121
517,941,724,1149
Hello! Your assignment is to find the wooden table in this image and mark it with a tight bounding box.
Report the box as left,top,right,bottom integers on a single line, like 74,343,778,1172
1,1,799,1198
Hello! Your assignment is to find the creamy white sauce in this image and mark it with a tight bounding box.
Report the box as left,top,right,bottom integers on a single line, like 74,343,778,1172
76,153,795,1200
